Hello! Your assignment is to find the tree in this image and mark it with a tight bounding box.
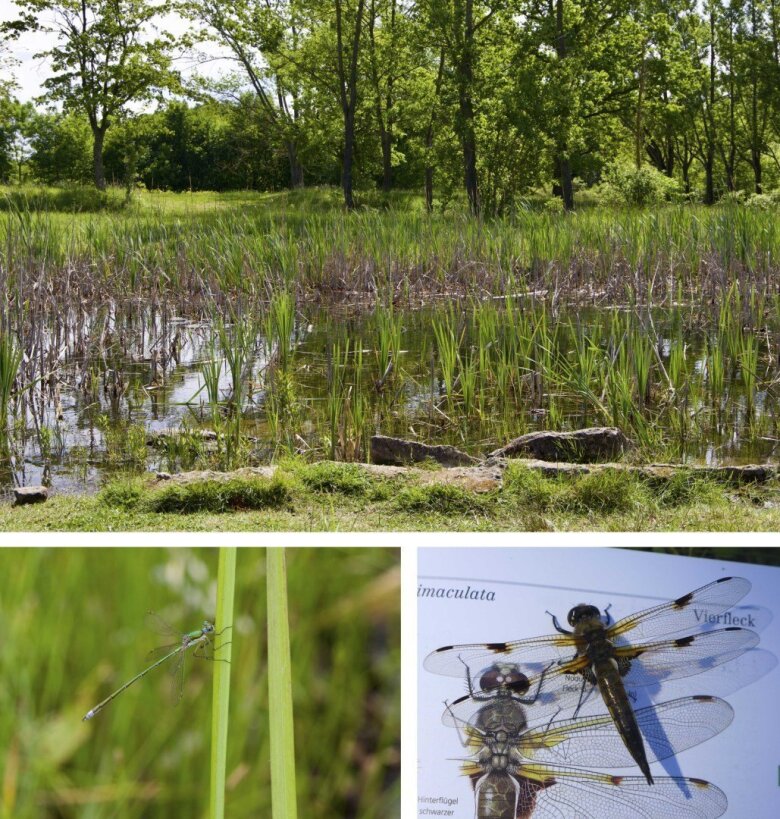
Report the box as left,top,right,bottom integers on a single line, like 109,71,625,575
3,0,178,189
27,111,93,184
0,44,20,181
186,0,306,188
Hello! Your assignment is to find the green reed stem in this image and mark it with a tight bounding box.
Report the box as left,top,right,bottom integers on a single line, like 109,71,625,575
267,548,298,819
210,547,236,819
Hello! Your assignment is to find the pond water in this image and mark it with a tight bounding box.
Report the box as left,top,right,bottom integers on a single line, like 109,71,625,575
2,298,778,494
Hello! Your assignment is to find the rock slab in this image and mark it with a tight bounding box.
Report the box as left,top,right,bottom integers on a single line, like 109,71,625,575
370,435,479,467
489,427,629,463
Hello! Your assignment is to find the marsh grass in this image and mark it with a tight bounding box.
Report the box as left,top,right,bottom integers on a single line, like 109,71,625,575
0,332,22,432
3,188,780,489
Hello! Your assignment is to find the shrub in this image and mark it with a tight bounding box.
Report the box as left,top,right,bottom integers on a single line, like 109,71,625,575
601,161,679,206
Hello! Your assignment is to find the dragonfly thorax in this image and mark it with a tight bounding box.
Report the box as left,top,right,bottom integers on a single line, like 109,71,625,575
489,751,510,772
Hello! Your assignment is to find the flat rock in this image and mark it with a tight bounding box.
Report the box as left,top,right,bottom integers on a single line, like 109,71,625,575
639,463,778,485
153,466,277,485
13,485,49,505
370,435,479,467
416,464,504,493
490,427,629,463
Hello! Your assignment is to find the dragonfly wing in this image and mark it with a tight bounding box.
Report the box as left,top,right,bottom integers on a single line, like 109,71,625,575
519,696,733,769
512,766,728,819
147,642,180,658
424,633,578,679
609,577,751,645
145,611,181,639
168,650,186,706
616,627,760,688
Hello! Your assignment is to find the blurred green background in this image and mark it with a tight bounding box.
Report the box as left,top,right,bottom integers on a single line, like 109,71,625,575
0,547,400,819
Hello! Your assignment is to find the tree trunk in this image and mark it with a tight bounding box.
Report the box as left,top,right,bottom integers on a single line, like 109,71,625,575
335,0,365,210
342,109,356,209
704,150,714,205
424,49,446,214
455,0,479,216
461,116,479,215
704,8,716,205
752,150,763,194
92,127,107,191
553,0,573,211
286,141,304,188
381,129,392,192
559,156,574,211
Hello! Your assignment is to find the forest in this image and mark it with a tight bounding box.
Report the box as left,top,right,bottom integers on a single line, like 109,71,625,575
2,0,780,212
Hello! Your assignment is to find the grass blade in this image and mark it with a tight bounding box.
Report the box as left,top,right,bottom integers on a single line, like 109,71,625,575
210,547,236,819
267,547,298,819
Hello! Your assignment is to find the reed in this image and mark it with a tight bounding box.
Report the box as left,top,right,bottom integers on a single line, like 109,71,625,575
0,332,21,432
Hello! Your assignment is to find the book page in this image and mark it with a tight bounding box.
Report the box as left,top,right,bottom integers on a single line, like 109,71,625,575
418,547,779,818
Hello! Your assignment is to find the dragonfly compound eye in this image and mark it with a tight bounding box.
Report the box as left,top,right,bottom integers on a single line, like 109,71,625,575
479,665,530,694
568,604,600,626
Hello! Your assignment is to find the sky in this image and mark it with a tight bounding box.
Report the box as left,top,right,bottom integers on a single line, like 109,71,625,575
0,1,236,104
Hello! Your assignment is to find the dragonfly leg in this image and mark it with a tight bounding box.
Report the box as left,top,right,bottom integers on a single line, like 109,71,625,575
443,699,472,749
572,673,589,720
458,656,482,701
214,625,233,638
520,659,555,705
194,641,231,664
545,609,572,635
603,603,613,626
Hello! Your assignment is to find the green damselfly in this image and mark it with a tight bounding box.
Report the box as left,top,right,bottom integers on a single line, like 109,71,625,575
82,612,230,721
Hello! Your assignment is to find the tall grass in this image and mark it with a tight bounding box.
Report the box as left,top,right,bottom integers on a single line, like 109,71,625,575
266,549,298,819
3,188,780,479
210,547,236,819
0,333,21,431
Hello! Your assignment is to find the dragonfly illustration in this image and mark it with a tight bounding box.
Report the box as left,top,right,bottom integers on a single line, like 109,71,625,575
447,663,731,818
425,577,757,785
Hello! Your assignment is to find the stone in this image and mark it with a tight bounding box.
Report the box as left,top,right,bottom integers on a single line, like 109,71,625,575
489,427,629,463
13,485,49,505
370,435,479,467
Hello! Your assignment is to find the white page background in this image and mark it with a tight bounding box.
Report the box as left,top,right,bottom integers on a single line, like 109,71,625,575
418,547,780,818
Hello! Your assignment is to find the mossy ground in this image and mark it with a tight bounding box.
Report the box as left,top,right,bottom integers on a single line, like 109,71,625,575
3,461,779,531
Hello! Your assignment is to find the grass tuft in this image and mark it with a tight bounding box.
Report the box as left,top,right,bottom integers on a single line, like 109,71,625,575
296,462,372,496
148,476,292,514
394,482,489,515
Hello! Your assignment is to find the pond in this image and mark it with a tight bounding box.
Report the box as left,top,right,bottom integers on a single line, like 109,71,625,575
2,296,779,494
